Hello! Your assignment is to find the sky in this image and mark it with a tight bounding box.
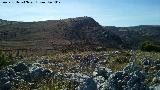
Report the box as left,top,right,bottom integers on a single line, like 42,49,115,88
0,0,160,26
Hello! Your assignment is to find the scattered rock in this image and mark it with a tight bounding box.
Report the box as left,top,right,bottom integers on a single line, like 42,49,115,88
123,63,141,74
72,54,83,60
0,81,11,90
150,85,160,90
13,62,28,72
0,52,160,90
142,59,153,66
38,59,49,64
0,61,55,89
93,76,105,90
105,63,149,90
65,73,89,83
93,67,112,79
78,78,97,90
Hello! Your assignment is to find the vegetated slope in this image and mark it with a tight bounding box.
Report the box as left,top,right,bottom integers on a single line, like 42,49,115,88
0,17,123,50
104,25,160,49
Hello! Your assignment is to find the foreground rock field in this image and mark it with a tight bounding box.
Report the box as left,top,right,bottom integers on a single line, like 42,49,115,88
0,50,160,90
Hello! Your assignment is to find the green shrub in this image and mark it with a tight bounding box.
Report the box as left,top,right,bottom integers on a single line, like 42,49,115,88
140,41,160,52
0,49,14,69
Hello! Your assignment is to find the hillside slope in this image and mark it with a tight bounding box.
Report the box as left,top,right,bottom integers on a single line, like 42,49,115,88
104,25,160,49
0,17,123,50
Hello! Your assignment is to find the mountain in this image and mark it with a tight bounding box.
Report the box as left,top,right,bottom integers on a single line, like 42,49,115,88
0,17,123,50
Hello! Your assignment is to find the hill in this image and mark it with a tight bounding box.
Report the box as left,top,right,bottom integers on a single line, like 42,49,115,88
0,17,160,50
0,17,123,50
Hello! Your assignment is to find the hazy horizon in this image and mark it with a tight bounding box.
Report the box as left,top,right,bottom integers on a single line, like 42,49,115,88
0,0,160,27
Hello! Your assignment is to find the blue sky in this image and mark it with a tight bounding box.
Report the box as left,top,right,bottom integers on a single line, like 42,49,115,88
0,0,160,26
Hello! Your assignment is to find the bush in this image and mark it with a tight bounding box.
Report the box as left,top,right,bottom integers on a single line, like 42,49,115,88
0,49,14,69
140,41,160,52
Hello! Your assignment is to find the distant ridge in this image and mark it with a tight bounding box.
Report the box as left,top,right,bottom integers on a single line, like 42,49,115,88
0,19,18,26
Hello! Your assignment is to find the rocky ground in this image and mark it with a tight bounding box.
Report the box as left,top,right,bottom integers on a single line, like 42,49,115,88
0,50,160,90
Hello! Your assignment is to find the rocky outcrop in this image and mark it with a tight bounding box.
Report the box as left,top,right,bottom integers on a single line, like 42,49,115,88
0,61,54,89
106,63,149,90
